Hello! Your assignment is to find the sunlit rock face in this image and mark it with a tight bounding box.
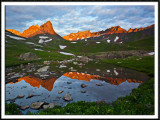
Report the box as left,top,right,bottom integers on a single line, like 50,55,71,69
6,29,22,36
105,26,127,34
21,21,58,38
20,24,40,38
128,24,154,33
63,30,100,41
6,21,58,38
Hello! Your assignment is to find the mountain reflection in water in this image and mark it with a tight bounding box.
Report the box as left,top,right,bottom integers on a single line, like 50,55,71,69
17,76,57,91
10,72,144,92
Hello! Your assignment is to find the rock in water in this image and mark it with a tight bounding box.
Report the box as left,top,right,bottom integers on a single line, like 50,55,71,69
58,90,63,94
63,94,73,101
81,84,87,88
67,82,72,84
17,95,25,98
30,102,45,109
37,66,50,72
81,90,86,93
96,83,103,86
20,105,29,110
43,103,55,109
19,52,39,61
26,94,34,99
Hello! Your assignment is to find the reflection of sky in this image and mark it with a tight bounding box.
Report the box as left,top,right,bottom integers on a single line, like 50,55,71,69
6,5,154,36
5,75,140,114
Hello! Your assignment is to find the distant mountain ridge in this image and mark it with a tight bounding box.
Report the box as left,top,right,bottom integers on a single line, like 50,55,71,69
63,24,154,41
6,21,154,42
6,21,58,38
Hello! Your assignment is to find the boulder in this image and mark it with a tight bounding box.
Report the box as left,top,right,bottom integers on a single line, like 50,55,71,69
67,82,72,84
17,95,25,98
81,84,87,88
43,61,51,65
96,83,103,86
30,102,45,109
37,66,50,72
58,90,63,94
20,105,29,110
78,56,90,62
19,52,39,61
63,94,73,101
26,94,34,99
43,103,54,109
81,90,86,93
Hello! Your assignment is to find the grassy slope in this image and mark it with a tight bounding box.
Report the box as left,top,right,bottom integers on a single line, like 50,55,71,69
5,37,73,67
61,36,154,55
102,56,154,76
5,34,154,67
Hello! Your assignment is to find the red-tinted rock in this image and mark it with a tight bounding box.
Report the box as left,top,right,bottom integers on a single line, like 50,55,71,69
105,26,127,34
63,30,100,41
6,21,58,38
6,29,22,35
128,24,154,33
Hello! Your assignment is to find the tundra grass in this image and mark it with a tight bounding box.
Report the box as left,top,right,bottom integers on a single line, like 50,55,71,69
101,55,154,76
5,38,73,67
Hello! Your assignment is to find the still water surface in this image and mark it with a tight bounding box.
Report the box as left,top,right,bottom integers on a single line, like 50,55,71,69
6,65,150,114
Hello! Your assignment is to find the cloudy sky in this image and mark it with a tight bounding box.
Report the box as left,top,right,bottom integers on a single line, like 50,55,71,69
6,5,154,36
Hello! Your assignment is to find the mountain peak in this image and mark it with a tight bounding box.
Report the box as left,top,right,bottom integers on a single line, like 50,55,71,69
105,26,127,34
35,24,39,28
40,21,57,35
17,21,58,38
63,30,100,41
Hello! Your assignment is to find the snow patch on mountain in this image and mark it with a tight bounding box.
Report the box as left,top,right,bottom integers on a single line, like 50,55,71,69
6,35,26,40
59,45,67,49
59,52,75,56
107,40,111,43
114,36,119,42
39,36,48,39
34,48,44,51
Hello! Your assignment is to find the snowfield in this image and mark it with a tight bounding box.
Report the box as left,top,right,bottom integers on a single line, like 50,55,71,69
59,52,75,56
147,52,154,55
6,35,26,40
39,36,48,39
107,40,111,43
26,42,35,45
114,36,119,42
59,45,67,49
44,39,52,43
34,48,44,51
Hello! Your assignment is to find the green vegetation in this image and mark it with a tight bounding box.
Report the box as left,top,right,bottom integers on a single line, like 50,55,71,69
102,56,154,76
5,37,73,67
5,103,21,115
123,36,154,50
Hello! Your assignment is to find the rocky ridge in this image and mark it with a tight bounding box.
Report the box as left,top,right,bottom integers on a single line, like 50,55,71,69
6,21,58,38
63,24,154,41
